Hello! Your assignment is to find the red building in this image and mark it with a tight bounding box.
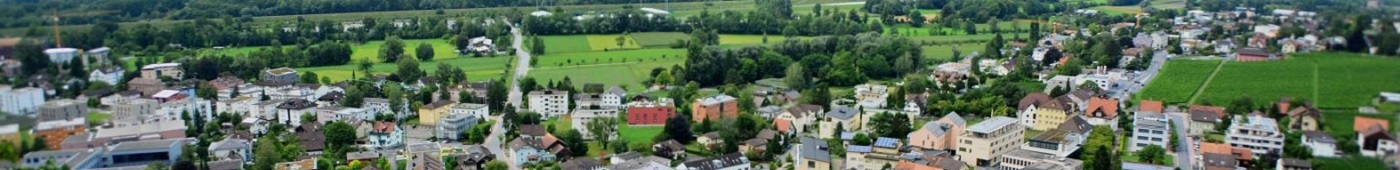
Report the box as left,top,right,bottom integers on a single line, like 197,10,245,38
1236,48,1275,62
627,105,674,125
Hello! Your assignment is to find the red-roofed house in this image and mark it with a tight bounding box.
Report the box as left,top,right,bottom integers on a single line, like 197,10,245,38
1190,105,1227,118
1138,100,1164,113
1355,117,1390,133
1084,97,1120,126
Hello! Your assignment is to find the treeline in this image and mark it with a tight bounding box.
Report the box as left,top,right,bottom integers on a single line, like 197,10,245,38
523,5,880,36
0,0,728,28
677,32,923,87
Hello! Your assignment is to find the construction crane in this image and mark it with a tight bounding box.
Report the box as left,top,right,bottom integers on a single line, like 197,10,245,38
48,9,117,47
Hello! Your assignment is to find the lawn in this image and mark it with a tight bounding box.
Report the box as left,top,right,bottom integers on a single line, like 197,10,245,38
921,43,986,60
1090,6,1145,15
1320,110,1396,138
543,116,573,133
297,55,513,82
630,32,690,47
540,35,594,54
206,39,463,63
719,34,791,45
1187,53,1400,108
905,33,1029,44
618,124,664,143
1137,59,1222,105
585,34,642,51
529,48,686,93
88,112,111,126
1315,156,1388,170
535,48,685,68
1194,59,1314,106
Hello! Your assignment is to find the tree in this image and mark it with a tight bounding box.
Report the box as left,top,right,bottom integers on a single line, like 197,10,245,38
13,41,50,75
1136,145,1167,165
485,160,508,170
869,112,911,137
396,56,424,83
530,36,546,55
341,86,365,108
416,42,435,61
909,10,925,27
1082,126,1117,170
852,133,872,145
253,137,281,170
1228,97,1255,115
1091,145,1115,170
663,115,695,143
384,85,405,115
324,121,357,159
300,71,320,84
381,36,406,62
560,129,589,156
585,118,618,149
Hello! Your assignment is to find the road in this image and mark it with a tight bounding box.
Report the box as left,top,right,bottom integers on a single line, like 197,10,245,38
1108,50,1170,99
506,18,530,111
482,114,514,169
1167,112,1194,170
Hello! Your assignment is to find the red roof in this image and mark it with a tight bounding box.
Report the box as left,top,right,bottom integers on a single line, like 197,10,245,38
1139,100,1164,113
373,121,397,133
774,119,792,133
1355,117,1390,133
1086,97,1120,118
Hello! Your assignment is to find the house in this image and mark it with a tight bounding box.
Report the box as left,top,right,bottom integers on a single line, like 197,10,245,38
140,63,182,79
609,155,672,170
295,123,327,155
1277,158,1313,170
276,99,318,126
275,158,318,170
509,125,570,165
1023,117,1092,157
1225,114,1284,155
417,100,457,126
854,84,891,109
844,145,873,169
436,113,479,141
261,67,299,86
453,145,497,170
451,103,490,120
1356,116,1396,157
528,89,570,118
208,138,252,163
995,149,1083,170
110,99,158,124
410,152,445,170
560,158,603,170
1201,153,1239,170
1199,142,1253,168
797,137,833,170
38,99,86,122
931,62,971,85
127,78,166,96
571,106,620,139
366,121,404,149
956,117,1023,167
88,67,124,85
0,85,44,115
1235,47,1276,62
850,137,905,168
820,106,860,137
1018,93,1072,131
775,104,822,134
1083,97,1119,127
32,119,86,149
626,98,674,125
698,132,722,148
1284,104,1321,131
1301,131,1339,157
908,113,966,152
603,86,626,107
1189,111,1222,136
675,153,749,170
653,140,686,160
1131,111,1169,152
691,95,738,122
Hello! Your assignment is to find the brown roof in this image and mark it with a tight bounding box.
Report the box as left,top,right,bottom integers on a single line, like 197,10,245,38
520,124,546,136
1355,116,1391,133
1138,100,1164,113
1189,105,1227,118
785,104,824,118
1085,97,1119,119
373,121,398,133
1019,93,1069,110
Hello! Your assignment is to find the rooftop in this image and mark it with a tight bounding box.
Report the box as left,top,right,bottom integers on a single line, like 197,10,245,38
679,153,749,170
110,138,186,153
141,63,180,70
265,67,297,76
967,117,1017,133
697,95,736,106
799,137,831,162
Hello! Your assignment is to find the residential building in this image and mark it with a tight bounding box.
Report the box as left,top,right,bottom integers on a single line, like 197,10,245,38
44,48,79,64
626,98,674,125
437,113,479,141
956,117,1023,167
845,145,873,170
261,67,299,86
0,124,17,144
38,99,87,122
1189,111,1222,136
316,106,368,124
101,138,189,169
418,100,457,126
1235,47,1276,62
0,85,44,115
798,137,832,170
571,106,620,139
295,123,327,155
995,149,1083,170
698,132,723,148
653,140,686,160
820,106,860,137
508,126,569,166
110,99,158,124
276,158,318,170
775,104,822,134
453,145,497,170
139,63,182,79
609,155,671,170
127,78,165,96
1024,117,1092,157
909,113,967,152
560,158,602,170
410,152,445,170
1285,105,1321,131
88,67,124,85
1201,153,1239,170
1225,114,1284,155
276,99,317,126
450,103,489,120
32,119,86,149
1199,142,1253,169
675,153,749,170
208,138,251,163
366,121,404,149
528,89,570,117
603,86,627,107
1301,131,1338,157
21,148,104,169
1082,97,1119,126
691,95,738,122
1131,111,1170,152
1277,158,1313,170
1357,116,1397,157
854,84,890,109
1017,93,1072,131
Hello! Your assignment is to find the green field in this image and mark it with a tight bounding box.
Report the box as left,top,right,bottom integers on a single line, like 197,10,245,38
204,38,464,63
1316,156,1388,170
1321,110,1396,138
618,124,664,144
719,34,791,45
1141,53,1400,108
1136,59,1222,105
586,34,642,51
536,48,685,67
630,32,690,47
540,35,595,54
298,55,513,82
1090,6,1145,15
921,43,986,60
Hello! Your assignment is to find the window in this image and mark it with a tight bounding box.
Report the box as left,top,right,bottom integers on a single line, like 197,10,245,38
808,161,815,168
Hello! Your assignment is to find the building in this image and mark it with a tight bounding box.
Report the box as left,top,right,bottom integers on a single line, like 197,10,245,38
1357,116,1397,157
418,100,457,126
276,99,317,126
126,78,166,96
1301,131,1338,157
102,138,188,169
609,154,671,170
261,67,299,86
560,158,602,170
450,103,489,120
21,148,104,169
603,87,627,107
0,85,44,115
775,104,822,134
0,124,17,144
1024,117,1092,157
1198,142,1252,169
139,63,182,79
32,119,86,149
208,138,252,163
675,153,749,170
508,126,569,166
854,84,890,109
275,158,318,170
1235,47,1276,62
571,106,620,139
691,95,738,122
437,113,479,141
63,120,187,150
110,99,158,124
908,113,966,152
89,67,124,85
956,117,1023,167
798,137,833,170
453,145,497,170
1201,153,1239,170
1225,114,1283,155
528,89,570,117
626,98,674,125
1017,93,1072,131
1131,111,1170,152
1285,105,1321,131
38,99,87,122
366,121,404,149
1082,97,1119,126
1189,111,1222,136
820,106,860,137
653,140,686,160
44,48,79,64
1276,158,1312,170
995,149,1083,170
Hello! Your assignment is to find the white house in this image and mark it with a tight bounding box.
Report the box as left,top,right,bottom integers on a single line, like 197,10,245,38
571,106,620,139
1130,112,1170,152
43,48,79,64
676,153,749,170
88,67,124,85
528,89,570,118
853,84,890,109
602,86,626,108
366,121,405,149
1225,114,1284,155
317,106,369,123
0,85,45,116
450,103,489,119
208,138,252,163
1302,131,1339,157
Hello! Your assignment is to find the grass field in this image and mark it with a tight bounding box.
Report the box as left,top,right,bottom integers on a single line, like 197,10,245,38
719,34,791,45
630,32,690,47
1091,6,1145,15
1316,156,1388,170
298,55,513,82
906,33,1029,43
921,43,986,60
1136,59,1222,105
618,124,664,143
536,48,685,67
1320,110,1396,138
585,34,641,51
540,35,594,54
205,38,463,63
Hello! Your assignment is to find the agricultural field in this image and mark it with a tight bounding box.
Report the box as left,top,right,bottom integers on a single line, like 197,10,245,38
1090,6,1145,15
1320,109,1396,138
535,48,685,67
1315,156,1390,169
921,43,987,60
540,35,595,54
297,55,513,83
585,34,641,51
1136,59,1222,104
906,33,1029,43
630,32,690,47
203,38,463,63
618,124,664,143
718,34,792,45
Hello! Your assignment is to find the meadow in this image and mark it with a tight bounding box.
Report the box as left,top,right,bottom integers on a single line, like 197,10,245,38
921,43,987,60
297,55,514,82
1139,53,1400,109
1136,59,1222,105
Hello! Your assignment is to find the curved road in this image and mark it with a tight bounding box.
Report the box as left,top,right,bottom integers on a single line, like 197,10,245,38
483,18,529,170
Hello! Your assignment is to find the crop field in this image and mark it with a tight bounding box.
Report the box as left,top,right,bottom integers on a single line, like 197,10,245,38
630,32,690,47
297,56,513,82
1091,6,1145,15
906,33,1029,43
718,34,791,45
921,43,986,60
529,49,686,92
1194,59,1315,106
540,35,595,54
1136,59,1222,104
536,48,685,67
585,34,641,51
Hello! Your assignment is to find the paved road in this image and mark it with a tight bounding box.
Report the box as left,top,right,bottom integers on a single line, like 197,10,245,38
482,114,514,169
1109,50,1170,99
1167,112,1194,170
506,18,530,111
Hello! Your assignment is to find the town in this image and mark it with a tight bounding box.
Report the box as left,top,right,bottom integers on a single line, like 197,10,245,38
0,0,1397,170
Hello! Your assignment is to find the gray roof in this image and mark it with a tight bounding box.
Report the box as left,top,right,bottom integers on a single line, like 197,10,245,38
679,153,749,170
1057,116,1093,134
560,158,602,170
799,137,832,162
609,156,672,170
1201,153,1237,168
614,152,644,161
967,117,1018,133
111,138,186,152
826,106,857,120
847,145,872,153
606,86,627,96
209,138,250,151
697,95,736,106
1302,130,1336,143
874,137,900,148
208,160,243,170
941,112,966,126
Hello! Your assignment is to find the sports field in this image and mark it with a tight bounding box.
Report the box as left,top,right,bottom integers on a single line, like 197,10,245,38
1139,53,1400,108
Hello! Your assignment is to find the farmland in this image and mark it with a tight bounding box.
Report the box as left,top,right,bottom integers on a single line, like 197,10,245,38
921,43,987,60
297,55,513,83
1139,53,1400,108
1136,59,1223,105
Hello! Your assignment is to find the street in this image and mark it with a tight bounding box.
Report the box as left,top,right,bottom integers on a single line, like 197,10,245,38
484,18,529,170
1167,112,1194,170
1109,50,1170,99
